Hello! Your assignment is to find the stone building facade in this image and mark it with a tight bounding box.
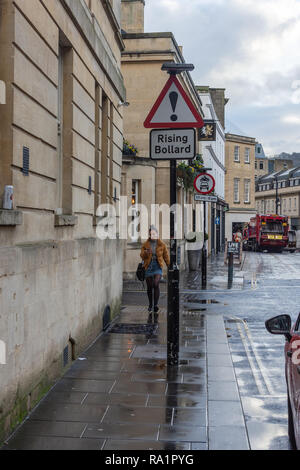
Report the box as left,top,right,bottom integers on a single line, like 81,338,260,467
225,133,256,239
0,0,125,441
197,86,227,254
121,0,205,278
255,142,293,180
255,168,300,230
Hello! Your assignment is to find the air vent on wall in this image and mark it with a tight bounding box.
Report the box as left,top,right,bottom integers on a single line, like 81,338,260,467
22,147,29,175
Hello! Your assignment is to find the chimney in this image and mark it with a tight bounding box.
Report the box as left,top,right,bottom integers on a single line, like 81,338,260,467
209,88,228,129
121,0,145,34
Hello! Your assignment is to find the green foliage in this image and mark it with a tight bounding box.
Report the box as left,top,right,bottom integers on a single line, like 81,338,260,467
177,154,204,190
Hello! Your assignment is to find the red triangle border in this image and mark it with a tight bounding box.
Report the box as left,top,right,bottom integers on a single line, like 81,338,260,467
144,75,204,129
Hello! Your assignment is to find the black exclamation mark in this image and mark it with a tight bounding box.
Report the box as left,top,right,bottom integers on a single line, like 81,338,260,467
169,92,178,122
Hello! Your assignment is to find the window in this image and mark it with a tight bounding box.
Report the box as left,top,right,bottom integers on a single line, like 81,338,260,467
259,162,264,170
283,199,286,211
234,178,240,202
234,146,240,162
255,161,257,169
257,147,261,154
244,179,250,203
245,148,250,164
261,221,284,234
289,198,292,210
294,198,297,210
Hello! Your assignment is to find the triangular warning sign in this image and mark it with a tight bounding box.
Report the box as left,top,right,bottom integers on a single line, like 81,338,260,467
144,75,204,129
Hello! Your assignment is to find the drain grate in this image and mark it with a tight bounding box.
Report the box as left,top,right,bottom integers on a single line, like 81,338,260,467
109,323,158,335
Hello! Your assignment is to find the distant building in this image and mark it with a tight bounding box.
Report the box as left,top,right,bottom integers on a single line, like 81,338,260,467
267,157,294,174
197,86,228,253
255,142,268,179
225,133,257,239
255,143,294,179
121,0,205,277
255,168,300,230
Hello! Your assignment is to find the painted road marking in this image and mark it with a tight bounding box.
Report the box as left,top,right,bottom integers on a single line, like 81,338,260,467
227,315,275,396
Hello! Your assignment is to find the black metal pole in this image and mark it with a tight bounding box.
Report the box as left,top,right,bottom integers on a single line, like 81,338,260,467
167,159,180,366
202,201,207,289
228,252,233,289
275,177,278,215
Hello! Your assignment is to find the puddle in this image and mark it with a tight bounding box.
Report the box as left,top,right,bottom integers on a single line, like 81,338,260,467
187,308,207,312
185,298,220,304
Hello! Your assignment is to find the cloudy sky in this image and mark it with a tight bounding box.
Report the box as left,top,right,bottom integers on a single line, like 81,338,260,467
144,0,300,155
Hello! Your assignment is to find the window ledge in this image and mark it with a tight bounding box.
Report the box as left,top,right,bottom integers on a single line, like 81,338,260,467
0,209,23,226
55,214,78,227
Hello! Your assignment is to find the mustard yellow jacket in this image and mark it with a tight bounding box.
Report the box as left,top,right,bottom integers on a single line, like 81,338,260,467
140,239,170,271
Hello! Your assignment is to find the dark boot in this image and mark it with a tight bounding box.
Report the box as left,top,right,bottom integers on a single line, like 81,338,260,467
147,313,153,324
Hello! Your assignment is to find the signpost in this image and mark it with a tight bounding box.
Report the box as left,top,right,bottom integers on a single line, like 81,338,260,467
193,171,215,289
144,74,204,129
193,173,215,195
198,120,217,142
194,194,217,203
150,128,196,160
144,63,204,366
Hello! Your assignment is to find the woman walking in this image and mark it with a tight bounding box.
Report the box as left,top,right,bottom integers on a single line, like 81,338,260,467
140,226,170,322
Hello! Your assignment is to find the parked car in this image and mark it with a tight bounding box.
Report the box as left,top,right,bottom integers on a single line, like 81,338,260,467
265,314,300,449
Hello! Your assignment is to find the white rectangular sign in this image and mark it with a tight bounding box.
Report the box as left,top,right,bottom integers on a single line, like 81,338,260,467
194,194,217,202
150,128,196,160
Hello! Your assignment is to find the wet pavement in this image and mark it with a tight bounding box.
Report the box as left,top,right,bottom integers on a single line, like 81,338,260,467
2,250,299,450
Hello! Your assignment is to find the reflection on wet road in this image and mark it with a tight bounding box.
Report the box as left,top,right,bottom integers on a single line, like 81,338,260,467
213,251,300,450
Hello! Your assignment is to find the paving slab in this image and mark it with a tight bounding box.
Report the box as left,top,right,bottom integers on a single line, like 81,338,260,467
2,265,251,451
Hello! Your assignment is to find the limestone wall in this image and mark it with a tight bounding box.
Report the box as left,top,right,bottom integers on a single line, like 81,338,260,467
0,238,123,442
0,0,125,442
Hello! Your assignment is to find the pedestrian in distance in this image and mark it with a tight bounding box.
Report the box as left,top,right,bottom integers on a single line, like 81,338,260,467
140,226,170,323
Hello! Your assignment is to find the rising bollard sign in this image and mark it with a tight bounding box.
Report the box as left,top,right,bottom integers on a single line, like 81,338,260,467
150,128,196,160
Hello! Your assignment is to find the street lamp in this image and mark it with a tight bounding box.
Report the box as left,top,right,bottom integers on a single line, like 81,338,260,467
274,175,279,215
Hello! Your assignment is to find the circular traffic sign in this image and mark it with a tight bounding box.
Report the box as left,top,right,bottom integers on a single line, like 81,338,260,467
194,173,215,195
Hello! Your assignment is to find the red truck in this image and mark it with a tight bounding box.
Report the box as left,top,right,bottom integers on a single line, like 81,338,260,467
243,214,289,253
